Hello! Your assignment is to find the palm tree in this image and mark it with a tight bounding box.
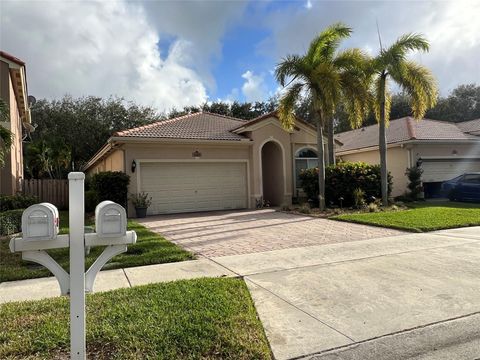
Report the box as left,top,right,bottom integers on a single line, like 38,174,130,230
0,98,13,168
275,23,370,210
371,33,438,206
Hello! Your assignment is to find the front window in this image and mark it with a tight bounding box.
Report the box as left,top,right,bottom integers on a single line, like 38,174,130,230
295,148,318,189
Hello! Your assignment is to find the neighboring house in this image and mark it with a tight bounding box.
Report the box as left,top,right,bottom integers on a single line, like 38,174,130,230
84,111,331,216
0,51,31,195
336,117,480,198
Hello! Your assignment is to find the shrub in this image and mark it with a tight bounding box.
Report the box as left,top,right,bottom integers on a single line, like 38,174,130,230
129,192,152,208
0,194,38,212
353,188,366,209
0,209,23,236
85,190,99,213
368,202,380,212
405,166,423,200
90,171,130,208
298,204,311,214
299,162,393,207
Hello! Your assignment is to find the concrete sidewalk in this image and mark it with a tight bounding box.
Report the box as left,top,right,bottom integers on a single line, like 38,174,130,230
0,259,235,304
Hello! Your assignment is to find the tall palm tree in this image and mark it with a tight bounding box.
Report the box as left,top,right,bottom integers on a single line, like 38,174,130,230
275,23,370,210
371,33,438,206
0,98,13,168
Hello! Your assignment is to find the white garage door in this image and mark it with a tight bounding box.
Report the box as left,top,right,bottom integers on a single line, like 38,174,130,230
140,162,248,214
422,159,480,182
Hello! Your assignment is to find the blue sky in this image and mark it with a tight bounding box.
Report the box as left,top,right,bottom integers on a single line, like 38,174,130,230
2,0,480,112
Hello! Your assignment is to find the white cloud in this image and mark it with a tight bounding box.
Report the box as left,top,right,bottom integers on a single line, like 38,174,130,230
1,0,236,111
257,1,480,95
305,0,313,10
241,70,267,102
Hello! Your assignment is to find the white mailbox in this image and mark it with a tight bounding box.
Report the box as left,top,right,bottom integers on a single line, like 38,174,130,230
21,202,59,241
95,201,127,238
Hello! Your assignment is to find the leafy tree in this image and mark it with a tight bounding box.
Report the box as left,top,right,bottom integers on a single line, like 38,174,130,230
275,23,370,210
426,84,480,121
370,33,438,206
29,96,158,174
0,99,13,169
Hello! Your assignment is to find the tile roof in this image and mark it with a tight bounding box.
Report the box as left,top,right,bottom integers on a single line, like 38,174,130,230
114,111,249,141
336,117,480,153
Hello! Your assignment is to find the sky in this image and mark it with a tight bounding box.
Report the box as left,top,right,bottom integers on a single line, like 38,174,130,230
1,0,479,113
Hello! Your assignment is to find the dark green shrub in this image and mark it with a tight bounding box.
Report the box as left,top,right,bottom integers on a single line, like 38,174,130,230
85,190,99,213
406,166,423,200
90,171,130,207
0,194,38,211
0,209,24,235
299,162,393,207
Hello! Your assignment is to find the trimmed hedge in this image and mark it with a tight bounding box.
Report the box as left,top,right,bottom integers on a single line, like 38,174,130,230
299,161,393,207
0,194,38,212
90,171,130,208
0,209,23,236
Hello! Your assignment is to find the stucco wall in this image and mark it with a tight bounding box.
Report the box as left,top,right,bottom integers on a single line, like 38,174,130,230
339,146,409,197
0,71,23,195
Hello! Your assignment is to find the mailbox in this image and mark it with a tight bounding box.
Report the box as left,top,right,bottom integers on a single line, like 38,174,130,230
95,201,127,238
21,203,59,241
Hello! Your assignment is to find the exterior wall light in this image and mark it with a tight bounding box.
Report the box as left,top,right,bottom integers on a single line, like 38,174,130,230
416,157,423,167
131,160,137,173
192,150,202,159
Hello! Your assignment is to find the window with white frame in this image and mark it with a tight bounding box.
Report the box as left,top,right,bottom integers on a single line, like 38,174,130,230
295,148,318,189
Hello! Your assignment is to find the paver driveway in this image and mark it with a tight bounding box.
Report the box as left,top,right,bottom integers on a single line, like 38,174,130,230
138,209,404,257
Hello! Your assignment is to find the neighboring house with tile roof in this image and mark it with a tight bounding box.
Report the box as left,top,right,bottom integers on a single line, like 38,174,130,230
84,111,329,215
0,51,32,195
336,117,480,198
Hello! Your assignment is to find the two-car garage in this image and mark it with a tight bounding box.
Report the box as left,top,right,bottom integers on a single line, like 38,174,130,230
138,161,248,215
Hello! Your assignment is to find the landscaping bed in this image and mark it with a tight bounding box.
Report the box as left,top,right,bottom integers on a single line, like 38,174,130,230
0,211,193,282
0,277,271,359
331,201,480,232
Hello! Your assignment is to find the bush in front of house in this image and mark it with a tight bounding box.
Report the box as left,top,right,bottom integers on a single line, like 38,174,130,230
299,162,393,207
0,194,38,212
405,166,424,200
90,171,130,208
0,209,24,236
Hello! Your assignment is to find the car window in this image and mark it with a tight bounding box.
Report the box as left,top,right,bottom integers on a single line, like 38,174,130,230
462,174,480,184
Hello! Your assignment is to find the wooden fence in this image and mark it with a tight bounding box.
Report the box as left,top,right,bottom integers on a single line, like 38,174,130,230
22,179,69,209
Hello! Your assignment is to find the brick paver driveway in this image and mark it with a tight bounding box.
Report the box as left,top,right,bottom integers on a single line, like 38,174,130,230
138,209,405,257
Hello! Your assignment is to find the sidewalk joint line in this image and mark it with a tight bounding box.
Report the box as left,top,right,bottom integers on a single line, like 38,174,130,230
245,276,356,343
122,268,132,288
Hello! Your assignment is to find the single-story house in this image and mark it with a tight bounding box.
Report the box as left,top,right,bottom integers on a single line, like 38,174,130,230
0,51,31,195
84,111,332,216
336,117,480,198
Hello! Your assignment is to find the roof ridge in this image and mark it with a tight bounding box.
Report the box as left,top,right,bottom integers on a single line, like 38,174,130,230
201,111,249,122
115,111,203,136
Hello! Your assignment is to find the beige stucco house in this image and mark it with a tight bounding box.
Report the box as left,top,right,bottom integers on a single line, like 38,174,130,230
336,117,480,198
84,111,329,216
0,51,31,195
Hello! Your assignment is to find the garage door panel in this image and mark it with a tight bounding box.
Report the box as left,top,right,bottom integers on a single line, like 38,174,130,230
140,162,248,214
422,160,480,182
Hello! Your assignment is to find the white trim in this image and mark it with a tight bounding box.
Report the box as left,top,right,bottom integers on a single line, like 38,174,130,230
135,159,251,209
258,137,287,199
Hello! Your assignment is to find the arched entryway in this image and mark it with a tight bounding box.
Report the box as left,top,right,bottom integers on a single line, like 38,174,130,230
261,141,284,206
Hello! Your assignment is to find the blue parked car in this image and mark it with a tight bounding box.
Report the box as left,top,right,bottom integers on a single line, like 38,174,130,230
442,172,480,202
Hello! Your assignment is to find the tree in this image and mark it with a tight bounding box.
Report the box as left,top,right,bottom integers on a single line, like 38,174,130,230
426,84,480,121
370,33,438,206
0,98,13,168
275,23,369,210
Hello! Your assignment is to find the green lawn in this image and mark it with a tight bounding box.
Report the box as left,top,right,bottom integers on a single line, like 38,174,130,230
0,211,194,282
0,277,271,359
332,201,480,232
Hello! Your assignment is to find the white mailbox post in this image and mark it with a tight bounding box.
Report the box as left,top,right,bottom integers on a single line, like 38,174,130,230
9,172,136,359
